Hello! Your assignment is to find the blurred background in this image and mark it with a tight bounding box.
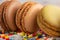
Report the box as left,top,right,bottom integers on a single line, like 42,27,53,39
0,0,60,6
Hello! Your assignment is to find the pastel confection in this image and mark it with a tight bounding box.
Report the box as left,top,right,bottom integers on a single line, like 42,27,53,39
16,2,43,33
0,0,21,32
37,5,60,37
0,1,11,32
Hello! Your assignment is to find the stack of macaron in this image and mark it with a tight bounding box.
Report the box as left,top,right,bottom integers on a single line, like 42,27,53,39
0,0,43,33
0,0,60,37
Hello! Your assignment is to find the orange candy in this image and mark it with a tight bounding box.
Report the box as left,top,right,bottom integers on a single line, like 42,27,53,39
1,34,6,39
6,38,9,40
36,38,40,40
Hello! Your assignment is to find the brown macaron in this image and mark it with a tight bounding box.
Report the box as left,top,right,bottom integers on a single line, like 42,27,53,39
16,2,43,33
3,0,21,32
0,1,10,32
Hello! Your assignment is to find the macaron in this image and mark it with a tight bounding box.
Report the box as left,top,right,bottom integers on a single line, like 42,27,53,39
3,0,21,32
37,5,60,37
0,1,10,32
16,2,43,33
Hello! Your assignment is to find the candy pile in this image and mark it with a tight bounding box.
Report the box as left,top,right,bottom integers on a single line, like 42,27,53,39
0,31,54,40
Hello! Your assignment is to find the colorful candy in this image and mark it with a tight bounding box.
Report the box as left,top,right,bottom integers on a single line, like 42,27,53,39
28,37,36,40
9,38,14,40
28,34,33,38
35,36,38,39
36,38,40,40
23,38,27,40
32,33,37,37
0,38,3,40
6,38,9,40
5,36,9,39
38,35,42,38
20,32,25,36
1,34,6,39
0,31,54,40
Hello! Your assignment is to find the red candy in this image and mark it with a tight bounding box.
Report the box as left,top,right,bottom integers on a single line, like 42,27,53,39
6,38,9,40
0,36,1,38
1,34,5,39
32,33,37,37
2,36,5,39
8,34,13,36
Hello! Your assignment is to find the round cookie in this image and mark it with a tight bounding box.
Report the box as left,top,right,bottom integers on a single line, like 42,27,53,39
3,0,21,32
37,5,60,37
16,2,43,33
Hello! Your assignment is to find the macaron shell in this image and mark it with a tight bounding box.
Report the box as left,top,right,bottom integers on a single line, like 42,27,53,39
0,2,6,31
21,4,32,32
16,2,34,32
3,1,21,31
0,1,10,32
24,3,43,33
21,2,36,33
37,11,60,37
3,1,11,31
16,2,29,32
